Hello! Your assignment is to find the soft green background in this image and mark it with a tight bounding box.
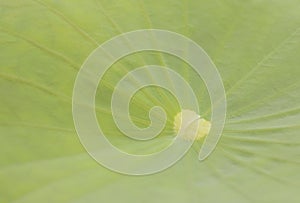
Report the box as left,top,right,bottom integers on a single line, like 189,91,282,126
1,0,300,202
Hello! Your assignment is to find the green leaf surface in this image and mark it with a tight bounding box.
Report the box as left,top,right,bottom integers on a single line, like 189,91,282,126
1,0,300,202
